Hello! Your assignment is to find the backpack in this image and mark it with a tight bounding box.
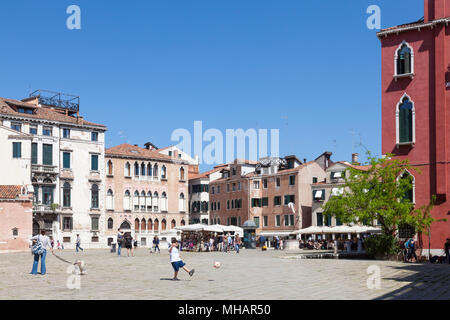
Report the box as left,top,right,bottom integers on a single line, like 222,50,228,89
404,240,410,249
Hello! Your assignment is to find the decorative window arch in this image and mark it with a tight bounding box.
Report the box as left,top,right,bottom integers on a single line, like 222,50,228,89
120,220,131,230
141,163,146,176
154,219,159,232
107,218,114,230
141,218,147,232
147,163,152,177
396,93,415,146
107,160,113,175
133,191,140,211
395,41,414,78
124,162,131,177
135,218,140,232
148,219,153,232
181,219,186,226
161,219,167,231
153,164,159,179
134,162,140,176
171,219,176,229
106,189,114,210
153,192,159,212
161,192,168,212
161,165,167,179
124,190,131,211
179,193,186,212
400,170,415,204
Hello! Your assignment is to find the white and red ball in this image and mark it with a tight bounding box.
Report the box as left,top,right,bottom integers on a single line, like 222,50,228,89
213,261,221,269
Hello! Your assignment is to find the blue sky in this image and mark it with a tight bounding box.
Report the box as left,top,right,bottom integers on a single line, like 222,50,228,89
0,0,424,171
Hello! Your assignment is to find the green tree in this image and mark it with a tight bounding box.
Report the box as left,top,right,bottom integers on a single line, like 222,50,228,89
323,153,441,255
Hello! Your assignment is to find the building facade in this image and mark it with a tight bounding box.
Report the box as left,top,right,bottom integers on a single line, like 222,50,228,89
209,155,327,236
104,143,189,247
0,92,107,249
378,0,450,252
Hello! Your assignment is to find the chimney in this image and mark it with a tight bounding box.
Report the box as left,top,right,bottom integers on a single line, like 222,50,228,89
303,158,307,164
352,153,359,165
77,116,83,124
424,0,449,22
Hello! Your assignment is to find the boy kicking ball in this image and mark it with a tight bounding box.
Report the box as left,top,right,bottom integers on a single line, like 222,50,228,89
169,239,195,281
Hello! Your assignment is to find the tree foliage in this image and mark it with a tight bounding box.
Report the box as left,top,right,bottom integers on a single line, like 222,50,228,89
323,153,437,237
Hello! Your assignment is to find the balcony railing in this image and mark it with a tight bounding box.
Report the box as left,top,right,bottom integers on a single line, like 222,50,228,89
33,204,58,213
32,165,57,174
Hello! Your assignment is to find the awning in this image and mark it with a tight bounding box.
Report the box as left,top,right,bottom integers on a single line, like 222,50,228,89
258,231,296,237
294,225,382,234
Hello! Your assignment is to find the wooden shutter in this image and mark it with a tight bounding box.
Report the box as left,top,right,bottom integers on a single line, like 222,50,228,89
399,107,412,143
43,144,53,165
31,143,37,164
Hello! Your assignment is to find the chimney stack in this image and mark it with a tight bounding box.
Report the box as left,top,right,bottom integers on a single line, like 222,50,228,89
352,153,359,165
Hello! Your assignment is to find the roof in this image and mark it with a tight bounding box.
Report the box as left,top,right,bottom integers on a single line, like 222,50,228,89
377,17,450,38
189,164,228,180
0,97,106,129
106,144,175,161
334,161,371,172
0,186,22,199
379,17,425,33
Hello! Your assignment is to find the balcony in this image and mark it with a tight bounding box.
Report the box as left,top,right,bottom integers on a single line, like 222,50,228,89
32,165,57,174
33,204,59,214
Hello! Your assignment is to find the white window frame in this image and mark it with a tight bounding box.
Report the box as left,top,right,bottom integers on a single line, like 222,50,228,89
394,41,415,80
395,93,416,146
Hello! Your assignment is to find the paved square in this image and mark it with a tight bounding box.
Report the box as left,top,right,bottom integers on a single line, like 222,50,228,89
0,248,448,300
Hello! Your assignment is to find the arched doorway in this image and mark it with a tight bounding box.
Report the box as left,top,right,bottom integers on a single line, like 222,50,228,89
120,220,131,230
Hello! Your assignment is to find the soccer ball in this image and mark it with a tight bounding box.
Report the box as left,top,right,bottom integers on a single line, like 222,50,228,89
213,261,221,269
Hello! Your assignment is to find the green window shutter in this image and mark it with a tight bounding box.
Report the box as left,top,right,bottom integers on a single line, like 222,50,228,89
91,155,99,171
399,107,412,143
317,213,323,226
63,152,71,169
31,143,37,164
13,142,21,158
284,195,289,205
43,144,53,165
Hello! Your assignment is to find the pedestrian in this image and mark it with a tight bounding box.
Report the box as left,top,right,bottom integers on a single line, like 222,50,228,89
169,239,195,281
403,239,410,262
133,239,138,250
275,236,280,250
76,234,83,252
125,234,134,257
408,238,418,263
153,236,160,253
30,230,53,275
209,238,214,252
56,240,62,250
117,229,123,256
227,234,233,252
235,235,241,254
444,238,450,264
218,235,223,252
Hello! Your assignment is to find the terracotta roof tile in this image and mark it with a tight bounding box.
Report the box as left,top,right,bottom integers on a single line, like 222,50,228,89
106,144,174,161
189,165,228,180
0,97,106,128
0,186,22,199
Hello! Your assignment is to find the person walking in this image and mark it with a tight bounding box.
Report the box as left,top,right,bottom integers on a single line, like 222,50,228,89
76,234,83,252
117,229,123,256
235,235,241,254
228,234,233,252
30,230,53,275
125,234,134,257
408,238,418,263
444,238,450,264
153,236,160,253
218,235,223,252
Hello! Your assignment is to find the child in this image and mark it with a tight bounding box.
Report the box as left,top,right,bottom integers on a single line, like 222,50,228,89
169,239,195,281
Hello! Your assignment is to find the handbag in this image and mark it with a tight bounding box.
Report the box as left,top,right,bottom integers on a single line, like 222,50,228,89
32,237,45,255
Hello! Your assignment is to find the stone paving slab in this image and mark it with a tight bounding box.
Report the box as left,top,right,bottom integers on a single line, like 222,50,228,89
0,248,448,300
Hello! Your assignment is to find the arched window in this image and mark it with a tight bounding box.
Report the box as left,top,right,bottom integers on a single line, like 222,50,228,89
148,219,153,232
154,219,159,233
108,218,114,230
180,167,185,180
140,191,146,211
153,192,159,212
141,218,146,232
133,191,140,211
179,193,186,212
124,190,131,211
146,191,152,211
106,189,114,210
153,164,159,179
135,218,140,232
171,219,176,229
141,163,146,176
396,94,415,145
147,163,152,177
400,171,415,203
161,192,168,212
125,162,131,177
181,220,186,226
395,42,414,76
161,165,167,179
107,160,113,175
134,162,140,176
91,184,99,209
161,219,167,231
63,182,71,208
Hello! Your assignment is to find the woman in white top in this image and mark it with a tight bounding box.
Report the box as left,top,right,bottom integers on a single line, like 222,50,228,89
30,230,53,275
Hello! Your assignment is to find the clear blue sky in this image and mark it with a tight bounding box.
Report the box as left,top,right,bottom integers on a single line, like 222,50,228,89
0,0,424,171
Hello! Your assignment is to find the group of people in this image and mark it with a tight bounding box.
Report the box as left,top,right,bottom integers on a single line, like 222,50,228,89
182,233,242,253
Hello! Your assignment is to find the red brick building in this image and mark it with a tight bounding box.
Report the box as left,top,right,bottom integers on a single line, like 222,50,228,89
378,0,450,253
